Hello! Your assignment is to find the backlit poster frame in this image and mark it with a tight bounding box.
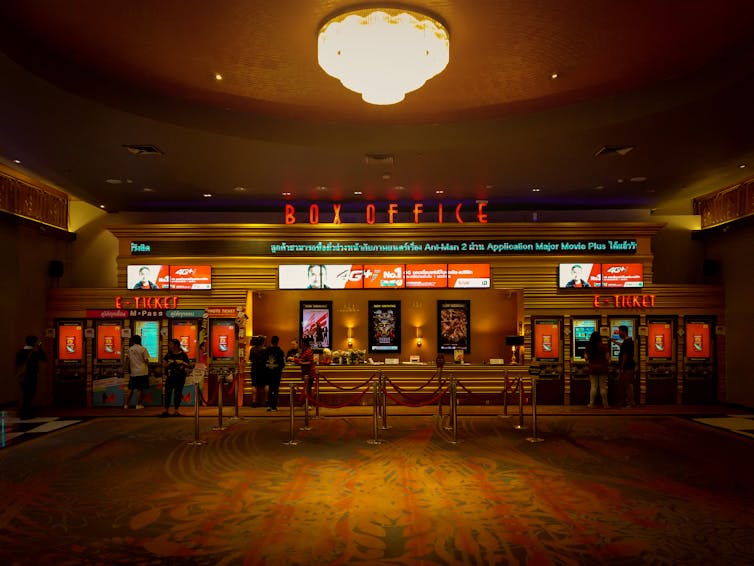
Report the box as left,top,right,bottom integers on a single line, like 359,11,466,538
95,320,123,362
171,319,199,361
437,300,470,353
685,320,712,360
210,319,237,362
56,320,84,362
368,301,401,352
299,301,333,352
533,318,561,360
647,320,674,360
572,318,599,361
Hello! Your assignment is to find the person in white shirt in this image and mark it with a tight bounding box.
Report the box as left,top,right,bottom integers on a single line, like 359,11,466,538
125,335,150,409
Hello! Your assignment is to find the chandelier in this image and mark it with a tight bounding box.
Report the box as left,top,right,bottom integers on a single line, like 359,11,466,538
317,8,450,105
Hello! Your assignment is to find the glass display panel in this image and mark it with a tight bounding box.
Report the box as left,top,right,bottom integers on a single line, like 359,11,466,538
210,319,236,361
533,319,561,359
363,264,404,288
278,264,363,289
648,321,673,359
572,319,598,361
127,264,170,290
406,264,448,288
558,263,600,288
685,321,712,359
600,263,644,288
447,263,490,288
168,265,212,290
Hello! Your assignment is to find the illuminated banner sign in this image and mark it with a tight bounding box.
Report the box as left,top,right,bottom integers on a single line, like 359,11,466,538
131,239,638,257
284,202,488,225
593,295,656,309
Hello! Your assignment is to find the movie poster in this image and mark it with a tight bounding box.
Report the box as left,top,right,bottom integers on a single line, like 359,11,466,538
368,301,401,352
437,300,470,353
300,301,332,351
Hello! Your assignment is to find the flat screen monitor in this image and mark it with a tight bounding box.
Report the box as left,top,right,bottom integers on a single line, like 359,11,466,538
168,265,212,290
447,264,490,288
210,319,236,361
278,264,363,289
127,264,170,290
685,321,712,359
57,321,84,362
96,321,123,361
558,263,600,288
363,264,404,288
647,321,673,359
533,319,561,360
600,263,644,288
406,264,448,288
172,320,199,360
572,319,598,361
132,320,160,360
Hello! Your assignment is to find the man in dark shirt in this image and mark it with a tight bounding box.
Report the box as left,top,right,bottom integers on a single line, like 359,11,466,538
16,335,46,419
615,325,636,407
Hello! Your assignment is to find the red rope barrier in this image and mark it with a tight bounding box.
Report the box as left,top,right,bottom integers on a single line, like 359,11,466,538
317,371,377,391
384,386,447,408
384,371,440,393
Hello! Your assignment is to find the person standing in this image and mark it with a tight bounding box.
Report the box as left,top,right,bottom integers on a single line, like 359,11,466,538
15,335,46,420
249,335,267,407
264,335,285,412
162,338,190,416
285,339,300,363
294,337,316,400
125,335,150,409
585,331,610,408
615,325,637,407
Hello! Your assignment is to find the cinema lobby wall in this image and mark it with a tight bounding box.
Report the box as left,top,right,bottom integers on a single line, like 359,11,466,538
4,206,747,409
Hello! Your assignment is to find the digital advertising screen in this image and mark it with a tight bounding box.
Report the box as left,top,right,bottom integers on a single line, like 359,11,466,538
363,264,404,289
133,320,160,360
609,318,635,360
600,263,644,288
57,321,84,362
648,321,673,359
210,319,236,361
406,264,448,288
172,320,199,360
558,263,600,288
168,265,212,290
368,301,401,352
437,300,470,352
300,301,332,351
447,263,490,288
533,319,560,360
127,264,170,290
685,321,712,359
96,321,123,361
572,319,598,361
278,264,363,289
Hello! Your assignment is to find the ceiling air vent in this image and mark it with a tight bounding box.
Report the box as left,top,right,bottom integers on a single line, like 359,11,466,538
594,145,635,157
123,144,164,157
364,153,395,166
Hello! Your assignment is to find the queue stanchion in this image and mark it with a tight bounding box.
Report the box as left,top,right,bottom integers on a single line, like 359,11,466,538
300,378,312,431
526,376,544,443
212,371,227,431
367,378,382,445
437,365,444,417
499,369,510,418
449,374,458,444
187,381,206,446
313,371,321,419
229,370,241,422
514,376,527,431
283,384,299,446
380,371,391,430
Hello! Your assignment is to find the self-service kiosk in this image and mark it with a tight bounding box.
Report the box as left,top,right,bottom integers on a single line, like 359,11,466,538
608,317,639,406
168,314,204,406
208,315,240,406
682,317,717,404
645,317,677,404
530,317,564,404
53,319,87,407
569,318,600,405
92,319,126,406
129,318,164,407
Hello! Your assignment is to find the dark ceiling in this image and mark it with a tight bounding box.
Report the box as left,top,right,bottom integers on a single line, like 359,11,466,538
1,0,754,216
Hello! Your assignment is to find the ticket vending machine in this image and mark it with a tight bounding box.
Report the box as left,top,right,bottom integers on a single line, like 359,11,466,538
682,317,717,404
530,317,564,404
645,317,677,404
53,319,87,407
208,317,239,406
131,319,164,407
169,317,202,407
608,316,639,406
92,320,126,406
569,318,600,405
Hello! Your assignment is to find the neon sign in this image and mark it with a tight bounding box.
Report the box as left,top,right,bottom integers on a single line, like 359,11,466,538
284,201,488,225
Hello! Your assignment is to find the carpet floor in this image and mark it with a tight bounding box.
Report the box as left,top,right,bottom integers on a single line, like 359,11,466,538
1,413,753,565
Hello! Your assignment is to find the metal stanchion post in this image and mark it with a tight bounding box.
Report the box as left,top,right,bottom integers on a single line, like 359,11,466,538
212,371,227,431
380,371,391,430
284,384,299,446
527,377,544,443
229,370,241,421
514,377,528,431
187,382,206,446
499,369,510,418
367,379,382,445
437,366,444,417
300,378,311,431
449,374,458,444
313,371,321,419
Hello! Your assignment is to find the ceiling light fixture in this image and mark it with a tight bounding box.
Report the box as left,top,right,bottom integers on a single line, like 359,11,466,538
318,8,449,105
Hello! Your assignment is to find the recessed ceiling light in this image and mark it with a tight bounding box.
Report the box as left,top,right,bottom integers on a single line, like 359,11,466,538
739,164,747,169
143,187,154,193
629,176,647,182
394,185,406,191
353,190,363,195
435,189,444,195
617,178,624,183
550,72,559,80
532,187,541,192
105,178,123,184
203,193,213,198
281,191,291,197
12,159,21,164
99,204,106,209
316,185,328,192
215,73,223,81
382,172,392,180
594,185,605,190
233,186,247,192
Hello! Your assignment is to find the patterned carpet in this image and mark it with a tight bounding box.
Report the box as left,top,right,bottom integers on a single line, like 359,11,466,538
1,413,753,565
